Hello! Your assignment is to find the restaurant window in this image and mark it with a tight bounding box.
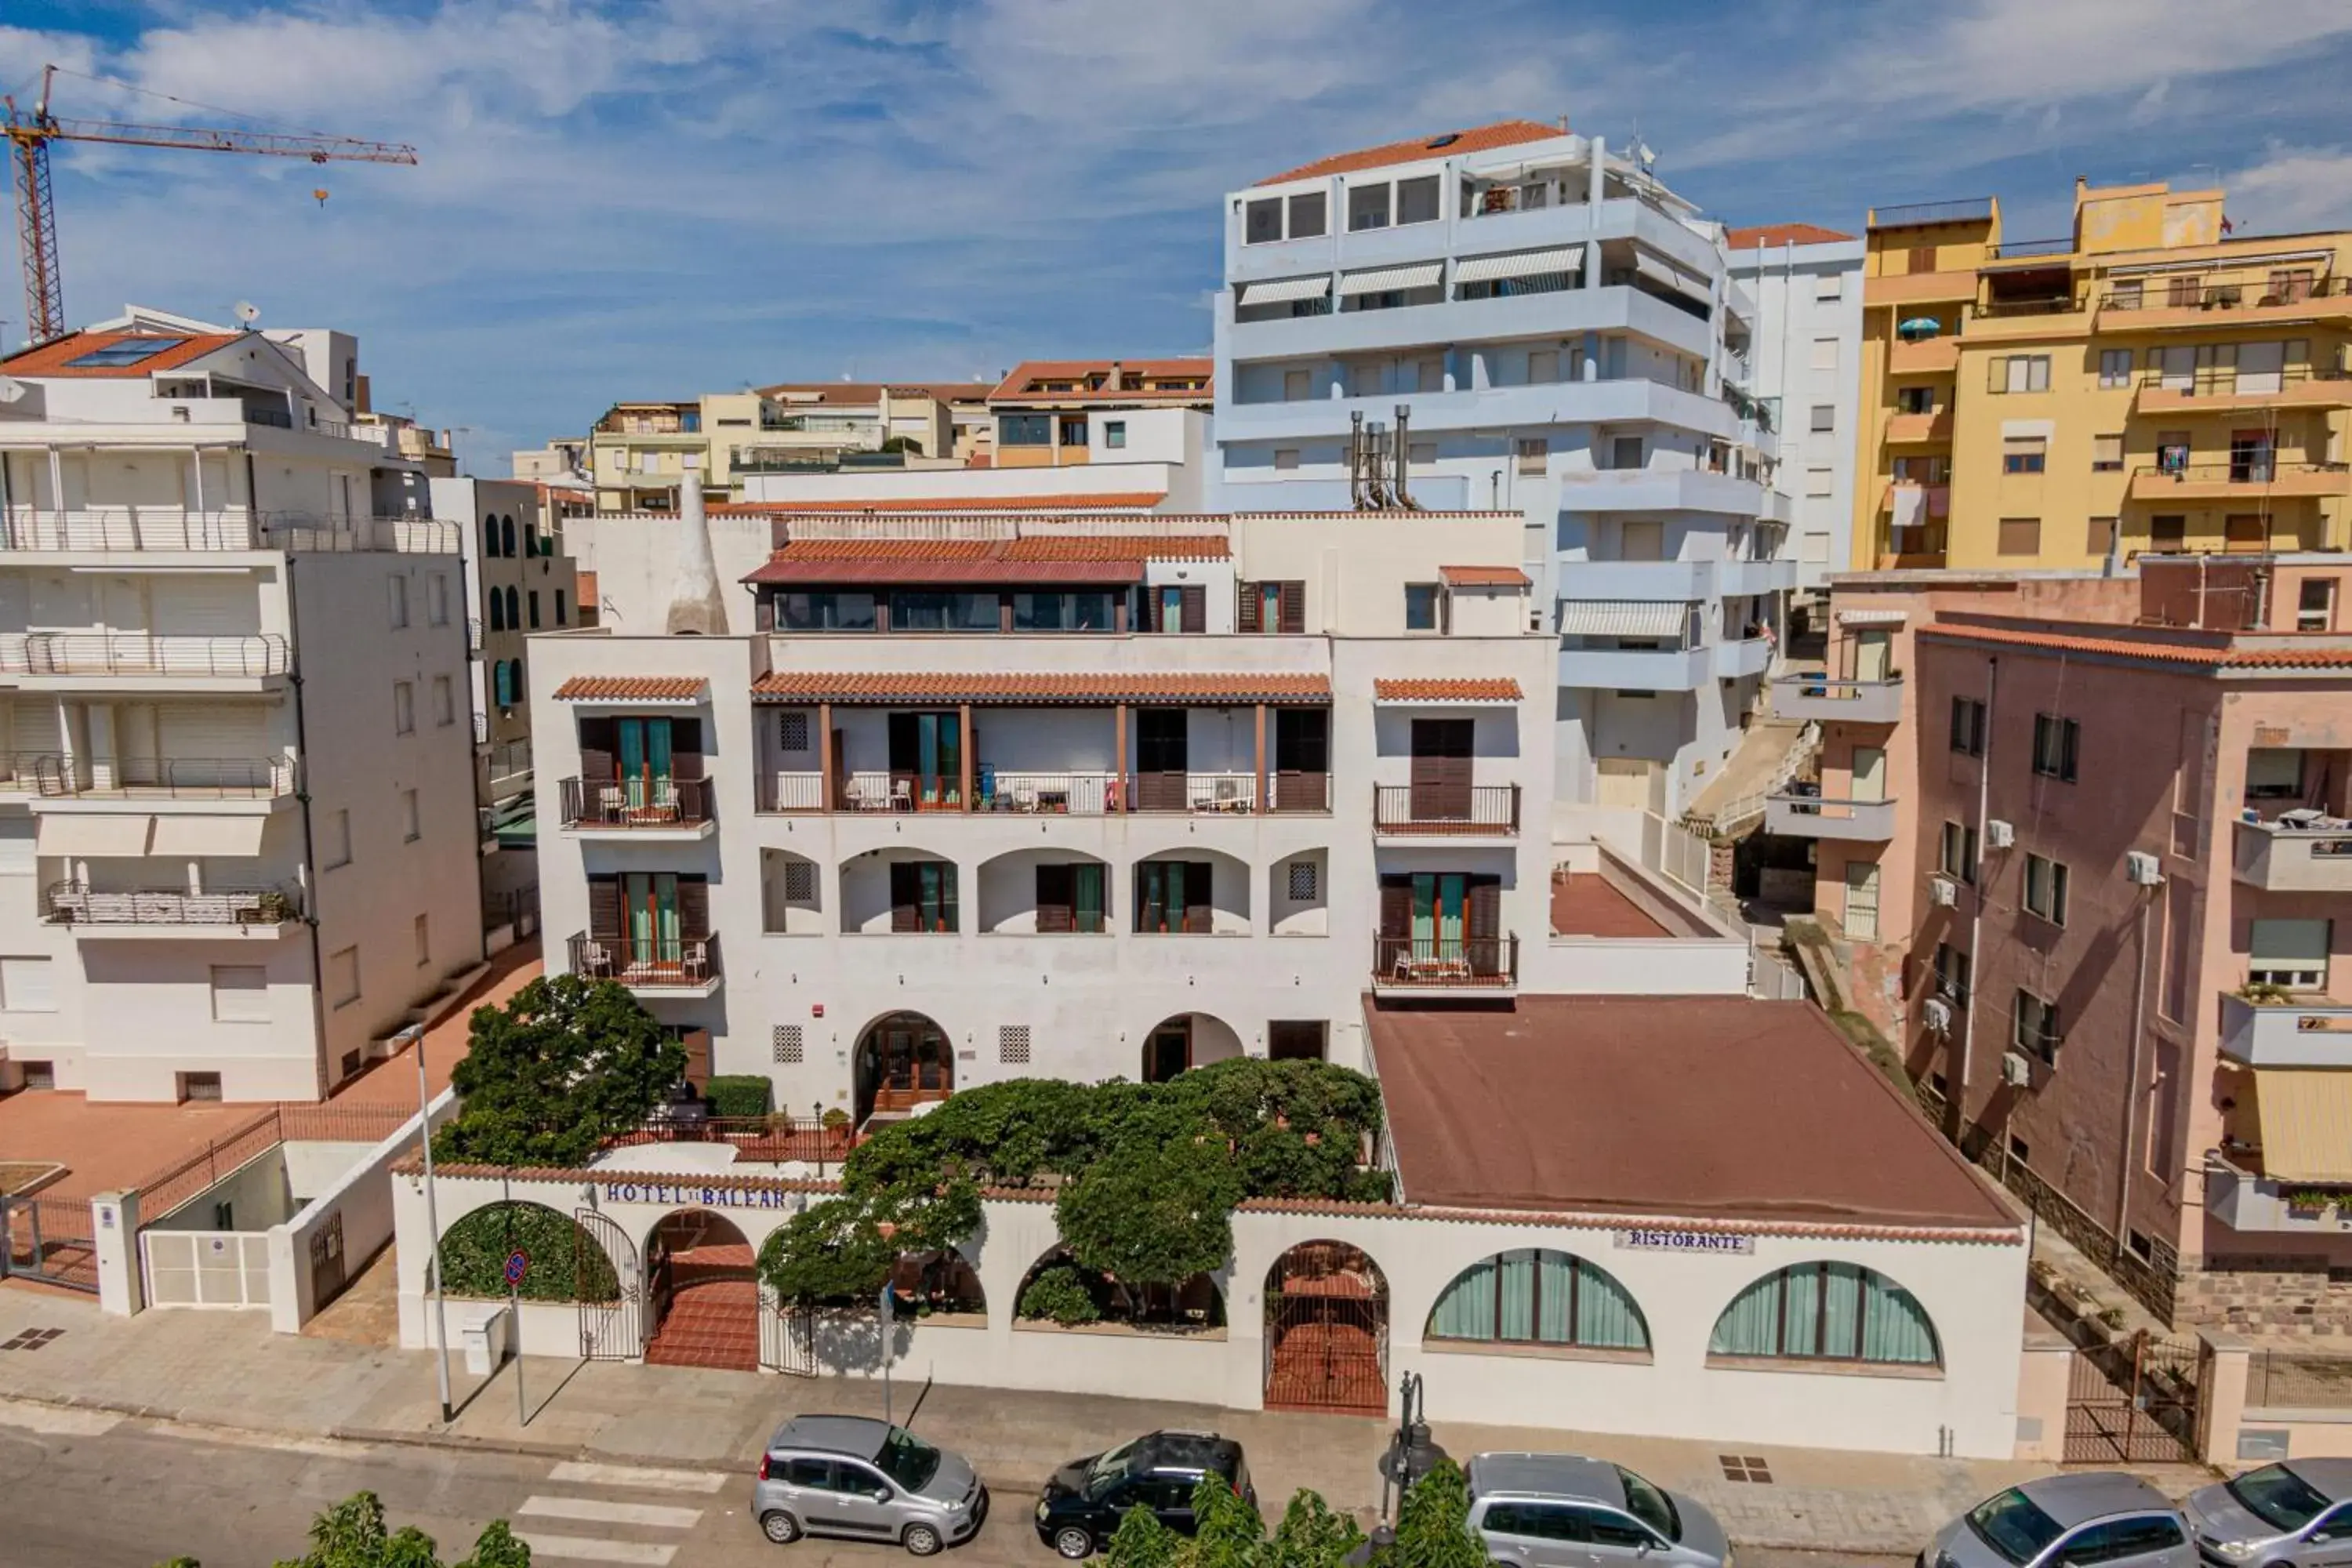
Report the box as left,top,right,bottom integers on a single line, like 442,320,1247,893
1427,1250,1650,1350
1709,1262,1940,1365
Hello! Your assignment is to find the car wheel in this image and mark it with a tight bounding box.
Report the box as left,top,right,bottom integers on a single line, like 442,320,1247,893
760,1512,801,1545
903,1523,944,1556
1054,1526,1096,1559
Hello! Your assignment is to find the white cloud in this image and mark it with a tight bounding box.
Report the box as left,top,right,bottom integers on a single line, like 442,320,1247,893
2217,143,2352,235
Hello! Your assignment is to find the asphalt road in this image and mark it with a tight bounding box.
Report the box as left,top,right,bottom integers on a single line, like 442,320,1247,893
0,1399,1908,1568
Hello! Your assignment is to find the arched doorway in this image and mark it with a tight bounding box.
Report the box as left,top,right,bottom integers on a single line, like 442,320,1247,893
1264,1241,1388,1417
643,1209,757,1371
1138,1012,1245,1083
855,1011,953,1125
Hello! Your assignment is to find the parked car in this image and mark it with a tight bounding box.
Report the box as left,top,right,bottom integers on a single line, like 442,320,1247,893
1929,1475,2193,1568
2185,1460,2352,1567
1034,1430,1254,1559
1465,1452,1732,1568
754,1414,987,1555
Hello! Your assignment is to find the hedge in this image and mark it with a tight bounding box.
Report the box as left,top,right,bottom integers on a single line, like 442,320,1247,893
705,1075,773,1119
437,1200,620,1302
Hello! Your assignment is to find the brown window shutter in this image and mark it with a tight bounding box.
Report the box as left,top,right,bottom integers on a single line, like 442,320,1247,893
1237,584,1261,633
890,862,918,933
677,877,711,939
1378,877,1411,938
670,718,705,780
1036,864,1073,932
579,716,615,782
1278,581,1305,633
1180,584,1206,633
587,874,620,938
756,593,775,633
1184,860,1214,933
683,1029,713,1090
1466,877,1501,939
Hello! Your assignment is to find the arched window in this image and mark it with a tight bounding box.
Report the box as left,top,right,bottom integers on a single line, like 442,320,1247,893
488,592,505,633
500,515,517,557
1710,1262,1940,1367
503,586,520,629
493,659,513,708
481,515,498,558
1427,1249,1648,1350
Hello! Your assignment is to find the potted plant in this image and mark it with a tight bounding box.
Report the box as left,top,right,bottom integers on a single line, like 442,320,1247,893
2241,981,2296,1005
242,889,295,925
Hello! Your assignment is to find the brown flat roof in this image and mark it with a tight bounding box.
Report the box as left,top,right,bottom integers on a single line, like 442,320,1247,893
1549,874,1669,938
1367,996,2013,1233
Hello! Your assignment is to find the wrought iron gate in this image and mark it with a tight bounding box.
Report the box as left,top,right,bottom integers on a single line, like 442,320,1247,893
308,1210,347,1309
758,1283,818,1377
0,1194,97,1293
1264,1242,1388,1417
575,1207,641,1361
2064,1330,2200,1464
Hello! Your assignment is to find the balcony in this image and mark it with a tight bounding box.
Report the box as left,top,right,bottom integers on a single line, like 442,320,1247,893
1715,636,1772,680
1887,336,1959,376
1884,409,1953,445
2100,275,2352,330
1719,558,1797,597
0,633,289,684
1765,790,1900,841
7,753,296,800
1557,468,1766,517
2220,989,2352,1068
43,882,300,938
2136,366,2352,416
1559,644,1711,691
2234,815,2352,892
568,932,721,998
1773,674,1904,724
1373,784,1520,839
1220,376,1740,448
559,777,713,837
1863,270,1977,308
757,769,1331,816
2129,460,2350,502
0,508,263,553
2206,1155,2352,1236
1371,935,1520,994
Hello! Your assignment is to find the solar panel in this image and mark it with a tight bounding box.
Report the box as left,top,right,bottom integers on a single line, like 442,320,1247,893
61,338,184,368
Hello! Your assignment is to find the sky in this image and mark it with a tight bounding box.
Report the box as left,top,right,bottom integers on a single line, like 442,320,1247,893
9,0,2352,469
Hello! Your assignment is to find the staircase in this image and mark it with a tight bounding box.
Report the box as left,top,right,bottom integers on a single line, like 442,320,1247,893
643,1279,760,1370
1682,719,1820,839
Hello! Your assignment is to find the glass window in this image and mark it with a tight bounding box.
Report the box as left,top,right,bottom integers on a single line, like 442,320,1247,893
2032,713,2080,781
2002,437,2047,474
1426,1250,1650,1348
1396,175,1441,225
2227,1465,2332,1533
2251,918,2331,991
779,590,877,632
1810,403,1835,434
1708,1261,1940,1364
1013,592,1116,632
890,591,998,633
1245,197,1283,244
2015,989,2062,1063
2024,855,2070,926
1059,415,1087,446
1348,182,1391,231
1287,191,1327,239
1968,1490,2067,1567
1000,413,1051,446
2100,348,2134,389
1105,420,1127,450
1403,584,1443,632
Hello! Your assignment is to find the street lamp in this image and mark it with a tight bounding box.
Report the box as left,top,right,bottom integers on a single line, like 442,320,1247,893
1373,1371,1446,1532
414,1024,453,1423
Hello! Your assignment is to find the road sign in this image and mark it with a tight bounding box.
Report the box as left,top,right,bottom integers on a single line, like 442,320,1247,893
504,1249,529,1287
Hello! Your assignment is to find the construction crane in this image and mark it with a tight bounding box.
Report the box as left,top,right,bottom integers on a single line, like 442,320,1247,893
4,64,418,346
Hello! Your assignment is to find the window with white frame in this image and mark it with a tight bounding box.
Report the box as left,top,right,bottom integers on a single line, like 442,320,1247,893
2251,918,2331,991
1810,336,1838,371
393,681,415,735
211,964,268,1022
2099,349,2133,389
328,946,361,1007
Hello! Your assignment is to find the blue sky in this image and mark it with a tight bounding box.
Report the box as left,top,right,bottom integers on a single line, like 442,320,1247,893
9,0,2352,467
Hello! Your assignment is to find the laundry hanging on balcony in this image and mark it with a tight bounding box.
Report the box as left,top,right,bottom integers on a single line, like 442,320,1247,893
1889,483,1929,534
1236,275,1331,307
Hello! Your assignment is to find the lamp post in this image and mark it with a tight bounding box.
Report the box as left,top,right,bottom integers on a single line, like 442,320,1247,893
415,1025,453,1424
815,1102,826,1179
1370,1370,1446,1541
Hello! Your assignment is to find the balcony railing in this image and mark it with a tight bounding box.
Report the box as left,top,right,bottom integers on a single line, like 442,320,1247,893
569,931,718,989
758,768,1333,815
2140,365,2352,400
1373,784,1521,834
2103,276,2352,314
2135,459,2349,488
615,1111,852,1165
0,633,289,677
1986,237,2074,260
25,753,296,799
1765,791,1900,841
2220,989,2352,1068
44,882,300,927
1871,198,1994,228
560,775,711,829
1372,935,1520,989
466,618,483,653
1973,294,2082,319
1772,674,1904,724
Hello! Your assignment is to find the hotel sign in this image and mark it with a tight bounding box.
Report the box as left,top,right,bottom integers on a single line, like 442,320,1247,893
1613,1228,1755,1255
600,1181,798,1210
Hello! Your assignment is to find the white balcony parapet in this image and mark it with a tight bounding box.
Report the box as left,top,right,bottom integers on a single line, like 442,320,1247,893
2220,989,2352,1067
1773,675,1904,724
2207,1154,2352,1236
1764,793,1899,841
2234,814,2352,892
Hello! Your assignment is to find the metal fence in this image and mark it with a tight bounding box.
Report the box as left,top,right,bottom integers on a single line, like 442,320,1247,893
133,1103,414,1221
2249,1350,2352,1410
0,632,290,677
0,1193,97,1292
140,1230,273,1309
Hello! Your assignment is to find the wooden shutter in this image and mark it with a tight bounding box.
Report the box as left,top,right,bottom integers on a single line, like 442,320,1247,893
1410,718,1474,817
1184,860,1214,934
1378,877,1412,938
1179,584,1206,633
1277,581,1305,633
669,717,705,781
1036,864,1074,933
579,716,616,782
891,862,918,933
1468,877,1502,976
755,592,775,633
1237,583,1261,633
587,873,620,938
677,876,710,940
683,1029,713,1091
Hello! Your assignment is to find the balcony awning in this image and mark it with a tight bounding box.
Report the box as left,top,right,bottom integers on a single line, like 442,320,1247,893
36,813,152,857
1558,600,1690,637
149,813,270,857
1337,263,1443,297
2254,1068,2352,1181
1454,245,1586,285
1634,252,1710,300
1236,275,1331,307
1837,607,1909,627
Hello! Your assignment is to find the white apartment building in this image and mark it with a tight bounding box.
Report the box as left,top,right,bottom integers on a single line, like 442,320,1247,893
1211,121,1796,818
1726,224,1866,603
0,314,485,1101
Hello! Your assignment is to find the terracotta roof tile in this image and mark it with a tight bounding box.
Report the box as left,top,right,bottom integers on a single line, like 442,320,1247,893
742,533,1228,586
1257,119,1568,186
2,329,244,379
750,672,1331,704
1233,1196,2017,1245
1373,677,1524,702
987,358,1214,403
1438,564,1531,587
1726,222,1857,249
1922,621,2352,670
716,492,1167,515
552,675,709,701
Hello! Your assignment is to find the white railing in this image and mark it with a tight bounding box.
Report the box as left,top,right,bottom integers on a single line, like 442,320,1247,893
260,516,462,555
1179,771,1257,813
981,770,1119,815
1695,720,1820,835
0,507,261,551
141,1229,272,1309
0,632,290,677
760,771,825,812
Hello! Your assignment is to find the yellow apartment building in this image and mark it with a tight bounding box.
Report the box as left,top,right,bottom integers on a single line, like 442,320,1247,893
1854,180,2352,570
587,384,988,511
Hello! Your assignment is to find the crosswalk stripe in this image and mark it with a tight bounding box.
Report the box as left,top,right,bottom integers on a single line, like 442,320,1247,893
513,1532,678,1566
518,1496,705,1530
546,1461,730,1495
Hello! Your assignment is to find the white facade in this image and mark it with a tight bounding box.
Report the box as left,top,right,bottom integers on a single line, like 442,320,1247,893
1726,234,1867,598
1210,129,1798,817
741,408,1211,511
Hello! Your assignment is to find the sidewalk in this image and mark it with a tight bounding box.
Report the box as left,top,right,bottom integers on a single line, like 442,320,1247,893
0,1287,2057,1554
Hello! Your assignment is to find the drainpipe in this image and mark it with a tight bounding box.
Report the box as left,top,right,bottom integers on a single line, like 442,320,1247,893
284,551,332,1101
2114,880,2162,1253
1953,655,1997,1133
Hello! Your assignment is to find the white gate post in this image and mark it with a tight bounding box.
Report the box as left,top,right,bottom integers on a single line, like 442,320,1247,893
91,1189,142,1316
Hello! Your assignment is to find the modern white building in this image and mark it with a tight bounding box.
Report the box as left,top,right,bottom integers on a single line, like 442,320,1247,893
1210,120,1797,819
0,312,485,1101
1726,224,1866,604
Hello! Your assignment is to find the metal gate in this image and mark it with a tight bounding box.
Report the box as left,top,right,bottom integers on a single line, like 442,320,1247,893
575,1207,642,1361
2064,1330,2201,1464
1264,1242,1388,1417
1,1194,96,1293
308,1210,347,1309
758,1283,818,1377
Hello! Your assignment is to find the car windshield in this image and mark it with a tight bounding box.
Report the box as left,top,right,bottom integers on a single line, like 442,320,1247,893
1967,1490,2067,1567
1086,1439,1142,1495
876,1428,941,1492
1617,1467,1681,1543
2228,1466,2332,1533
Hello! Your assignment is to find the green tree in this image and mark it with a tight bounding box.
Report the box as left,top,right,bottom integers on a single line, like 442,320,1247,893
1105,1505,1183,1568
1015,1261,1102,1325
259,1490,532,1568
454,1521,533,1568
1056,1127,1238,1291
756,1196,901,1307
1380,1461,1481,1568
1266,1489,1364,1568
1185,1474,1268,1568
434,974,684,1167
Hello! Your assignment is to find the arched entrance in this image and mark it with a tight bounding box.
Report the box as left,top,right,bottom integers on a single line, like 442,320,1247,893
1138,1012,1245,1083
1264,1241,1388,1417
855,1011,953,1125
643,1209,757,1371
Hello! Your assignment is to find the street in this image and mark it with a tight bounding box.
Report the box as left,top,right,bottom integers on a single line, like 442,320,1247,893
0,1398,1907,1568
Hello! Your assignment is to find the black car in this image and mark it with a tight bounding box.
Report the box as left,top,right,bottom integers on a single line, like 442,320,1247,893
1034,1431,1254,1559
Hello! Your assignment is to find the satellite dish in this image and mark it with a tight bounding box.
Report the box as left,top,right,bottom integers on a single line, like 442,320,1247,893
234,301,260,328
0,378,25,405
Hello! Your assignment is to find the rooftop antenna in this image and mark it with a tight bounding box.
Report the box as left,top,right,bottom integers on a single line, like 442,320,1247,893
233,299,260,330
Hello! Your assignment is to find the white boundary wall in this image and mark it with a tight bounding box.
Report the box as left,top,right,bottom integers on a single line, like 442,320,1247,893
266,1087,458,1333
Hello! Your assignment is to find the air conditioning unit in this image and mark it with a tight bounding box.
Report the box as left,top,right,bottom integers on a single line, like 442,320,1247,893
2126,851,2164,886
1985,818,2016,849
1922,998,1953,1033
1928,874,1958,907
2002,1051,2034,1087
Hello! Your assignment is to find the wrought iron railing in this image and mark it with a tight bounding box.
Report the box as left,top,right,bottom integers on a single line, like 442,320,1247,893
569,931,717,987
560,775,711,828
1373,935,1519,988
1373,783,1521,833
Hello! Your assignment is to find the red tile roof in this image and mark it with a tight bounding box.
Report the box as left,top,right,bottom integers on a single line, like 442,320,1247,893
743,534,1228,586
1921,620,2352,671
1373,677,1524,702
749,672,1331,704
1257,119,1569,186
1,330,242,379
552,676,708,702
1438,564,1531,587
713,492,1168,515
987,358,1214,404
1725,222,1857,249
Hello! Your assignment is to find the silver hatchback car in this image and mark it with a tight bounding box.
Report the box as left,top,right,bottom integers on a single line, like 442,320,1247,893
1929,1475,2194,1568
2185,1460,2352,1567
753,1414,988,1555
1466,1452,1733,1568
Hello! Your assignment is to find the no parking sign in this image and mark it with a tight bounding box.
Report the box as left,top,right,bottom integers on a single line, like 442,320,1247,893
504,1249,529,1288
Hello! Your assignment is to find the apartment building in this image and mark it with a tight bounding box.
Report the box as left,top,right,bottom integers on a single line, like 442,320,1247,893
0,316,483,1101
987,359,1214,474
1855,180,2352,572
1211,121,1794,818
1729,224,1866,601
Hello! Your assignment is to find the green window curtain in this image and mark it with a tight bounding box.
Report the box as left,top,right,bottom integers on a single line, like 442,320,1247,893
1140,864,1167,933
1573,1261,1649,1349
1430,1258,1497,1339
1165,862,1187,929
1710,1273,1782,1356
1074,864,1105,934
1411,874,1435,955
1440,874,1465,945
1782,1265,1822,1356
1821,1263,1862,1359
1536,1251,1575,1343
1860,1273,1940,1364
656,874,680,961
1497,1250,1537,1340
625,873,652,961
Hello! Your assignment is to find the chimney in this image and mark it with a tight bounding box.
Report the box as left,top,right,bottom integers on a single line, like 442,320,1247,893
663,479,730,635
1105,361,1124,393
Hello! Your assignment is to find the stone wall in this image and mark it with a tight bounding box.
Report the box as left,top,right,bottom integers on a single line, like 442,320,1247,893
2176,1256,2352,1338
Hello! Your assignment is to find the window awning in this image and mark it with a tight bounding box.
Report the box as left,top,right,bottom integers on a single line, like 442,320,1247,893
2106,249,2333,278
1558,600,1690,637
1337,263,1443,297
1236,275,1331,307
149,813,270,858
1633,252,1709,300
36,812,153,857
1454,245,1585,285
2254,1068,2352,1182
1836,608,1909,627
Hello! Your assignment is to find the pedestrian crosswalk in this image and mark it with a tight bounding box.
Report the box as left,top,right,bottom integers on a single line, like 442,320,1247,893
511,1459,731,1566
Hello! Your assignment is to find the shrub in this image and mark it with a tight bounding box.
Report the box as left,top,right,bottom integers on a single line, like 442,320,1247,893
437,1201,618,1302
704,1075,772,1120
1017,1262,1102,1325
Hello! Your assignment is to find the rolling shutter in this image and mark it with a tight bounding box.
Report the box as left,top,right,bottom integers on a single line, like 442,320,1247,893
669,717,705,782
676,876,710,940
1379,877,1412,939
587,873,620,938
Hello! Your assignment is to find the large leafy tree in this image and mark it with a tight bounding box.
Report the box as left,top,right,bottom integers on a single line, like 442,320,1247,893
434,974,684,1168
1379,1461,1483,1568
194,1490,535,1568
1055,1125,1240,1290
